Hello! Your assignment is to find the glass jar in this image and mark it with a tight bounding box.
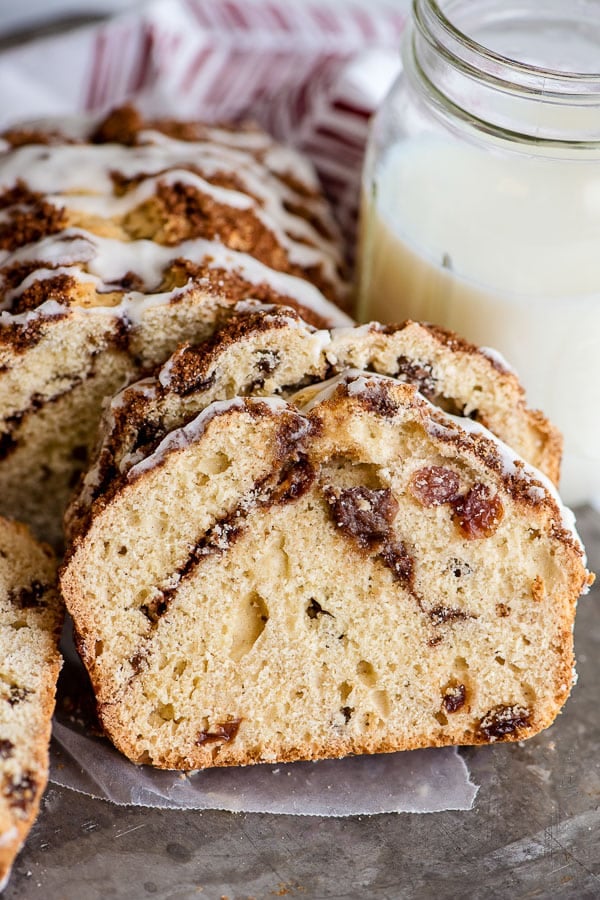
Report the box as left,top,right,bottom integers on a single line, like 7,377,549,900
356,0,600,506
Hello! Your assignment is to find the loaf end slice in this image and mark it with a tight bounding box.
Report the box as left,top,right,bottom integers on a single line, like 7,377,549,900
0,519,62,884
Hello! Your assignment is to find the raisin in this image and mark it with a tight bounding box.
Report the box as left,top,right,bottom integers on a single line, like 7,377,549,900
478,704,531,741
196,718,242,745
354,381,400,418
0,740,13,759
442,684,466,713
409,466,460,507
326,487,399,548
270,457,314,505
451,483,504,539
325,486,415,591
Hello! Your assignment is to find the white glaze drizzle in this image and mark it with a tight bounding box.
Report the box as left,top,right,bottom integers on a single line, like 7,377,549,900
0,129,320,210
0,229,350,327
330,323,374,339
46,173,340,280
156,352,180,390
0,230,96,268
0,298,66,327
0,140,341,279
289,369,370,412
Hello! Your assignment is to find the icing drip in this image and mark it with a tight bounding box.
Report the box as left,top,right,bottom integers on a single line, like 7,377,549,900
478,346,516,375
0,138,316,196
0,298,66,326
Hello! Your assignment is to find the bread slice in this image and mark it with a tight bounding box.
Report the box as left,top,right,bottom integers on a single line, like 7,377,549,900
66,305,561,544
61,372,590,770
0,518,62,884
0,108,350,545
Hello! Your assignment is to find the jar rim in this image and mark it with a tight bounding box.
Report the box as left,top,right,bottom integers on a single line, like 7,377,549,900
416,0,600,96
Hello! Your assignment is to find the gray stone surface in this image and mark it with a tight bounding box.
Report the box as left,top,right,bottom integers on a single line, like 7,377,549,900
5,507,600,900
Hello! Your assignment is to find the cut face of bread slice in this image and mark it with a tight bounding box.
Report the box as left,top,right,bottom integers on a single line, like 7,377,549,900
66,306,562,545
0,108,350,544
61,374,590,770
0,518,62,885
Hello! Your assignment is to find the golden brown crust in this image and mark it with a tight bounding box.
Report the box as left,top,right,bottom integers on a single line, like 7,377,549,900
102,707,560,770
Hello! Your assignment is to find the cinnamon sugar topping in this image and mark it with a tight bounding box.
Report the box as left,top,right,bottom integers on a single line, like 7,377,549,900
0,183,67,252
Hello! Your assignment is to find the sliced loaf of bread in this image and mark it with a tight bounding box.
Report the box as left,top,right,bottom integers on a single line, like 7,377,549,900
0,107,349,545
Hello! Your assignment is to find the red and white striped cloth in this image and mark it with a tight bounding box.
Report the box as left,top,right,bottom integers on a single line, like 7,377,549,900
0,0,408,240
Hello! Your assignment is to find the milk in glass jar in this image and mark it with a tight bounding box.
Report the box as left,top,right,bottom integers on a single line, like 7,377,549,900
357,0,600,505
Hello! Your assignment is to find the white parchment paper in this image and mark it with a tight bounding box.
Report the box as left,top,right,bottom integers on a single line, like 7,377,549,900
50,723,478,815
48,625,478,815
